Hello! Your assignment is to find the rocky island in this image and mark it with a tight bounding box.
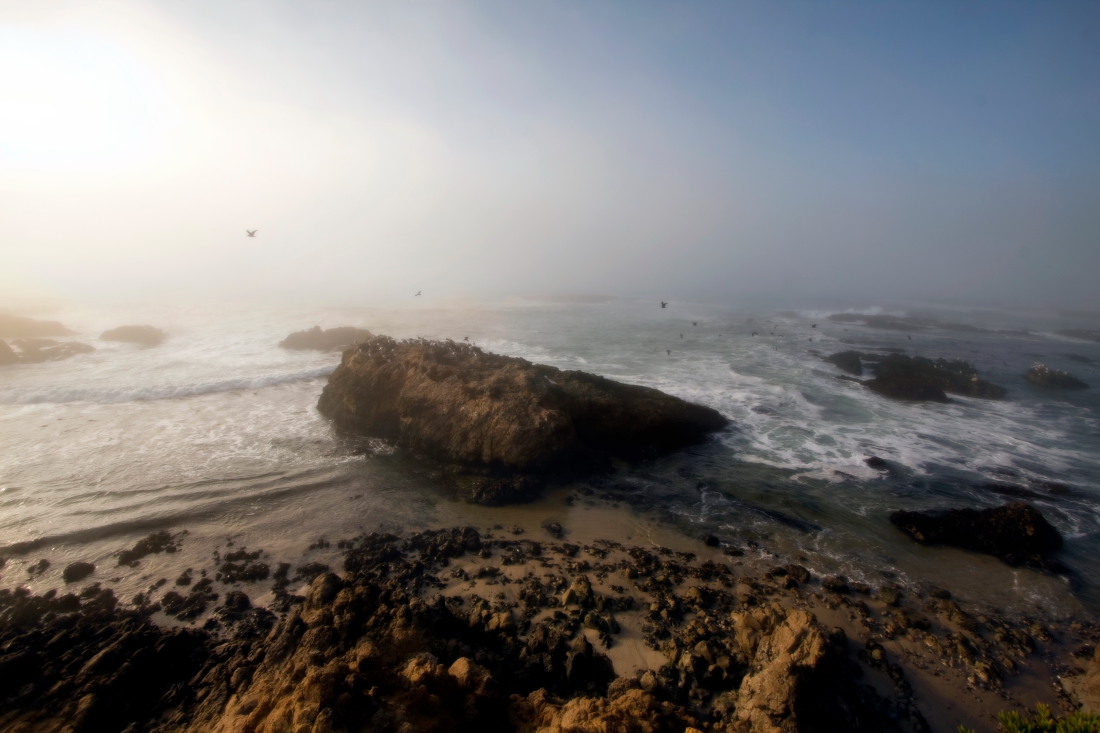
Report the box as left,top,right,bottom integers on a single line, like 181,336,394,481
101,324,167,347
823,351,1006,402
318,336,729,503
280,326,374,351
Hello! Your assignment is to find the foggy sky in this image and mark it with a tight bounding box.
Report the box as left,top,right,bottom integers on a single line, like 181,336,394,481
2,1,1098,311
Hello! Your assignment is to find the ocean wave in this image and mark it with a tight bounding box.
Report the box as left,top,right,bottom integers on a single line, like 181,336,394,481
0,366,335,405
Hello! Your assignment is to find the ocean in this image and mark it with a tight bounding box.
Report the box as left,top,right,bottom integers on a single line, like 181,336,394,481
2,297,1098,620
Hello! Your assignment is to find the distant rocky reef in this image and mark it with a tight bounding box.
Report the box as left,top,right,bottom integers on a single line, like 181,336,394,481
101,325,166,347
823,351,1005,402
317,336,729,503
1025,363,1089,390
1056,329,1100,344
279,326,373,351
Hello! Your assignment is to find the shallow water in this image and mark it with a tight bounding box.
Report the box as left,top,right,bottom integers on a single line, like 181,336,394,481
1,297,1098,619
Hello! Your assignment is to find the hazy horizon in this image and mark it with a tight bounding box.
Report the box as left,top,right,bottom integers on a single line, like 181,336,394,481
3,1,1098,313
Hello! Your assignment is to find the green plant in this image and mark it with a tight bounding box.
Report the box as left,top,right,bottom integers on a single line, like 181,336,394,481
958,703,1100,733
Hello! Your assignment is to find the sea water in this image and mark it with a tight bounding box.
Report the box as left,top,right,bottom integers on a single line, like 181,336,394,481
1,298,1098,617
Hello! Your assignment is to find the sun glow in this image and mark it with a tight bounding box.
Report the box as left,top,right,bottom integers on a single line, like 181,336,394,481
0,28,174,173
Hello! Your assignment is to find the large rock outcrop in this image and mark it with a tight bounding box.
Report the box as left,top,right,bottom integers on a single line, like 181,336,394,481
856,353,1005,402
317,336,729,503
889,502,1065,572
279,326,373,351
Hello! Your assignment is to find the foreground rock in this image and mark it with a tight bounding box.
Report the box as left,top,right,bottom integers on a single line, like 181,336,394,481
829,352,1006,402
1,338,95,364
889,502,1065,572
0,528,927,733
318,336,729,503
1025,363,1089,390
101,324,166,346
279,325,373,351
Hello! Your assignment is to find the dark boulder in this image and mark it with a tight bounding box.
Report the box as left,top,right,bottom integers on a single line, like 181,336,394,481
824,350,863,376
63,562,96,583
864,456,890,471
318,336,729,503
889,502,1065,572
1025,363,1088,390
279,325,373,351
863,354,1005,402
100,325,166,346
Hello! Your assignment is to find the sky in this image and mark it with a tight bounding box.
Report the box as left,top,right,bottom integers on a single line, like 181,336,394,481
1,0,1098,311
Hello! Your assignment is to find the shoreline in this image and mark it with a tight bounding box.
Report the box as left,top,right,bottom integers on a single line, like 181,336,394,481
2,490,1096,732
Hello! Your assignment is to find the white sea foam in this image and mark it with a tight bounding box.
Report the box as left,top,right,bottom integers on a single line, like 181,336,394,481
0,366,335,405
2,299,1098,614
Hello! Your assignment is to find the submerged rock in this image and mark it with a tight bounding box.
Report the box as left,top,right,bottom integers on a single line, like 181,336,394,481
100,324,166,346
279,325,373,351
889,502,1065,572
1025,363,1089,390
317,336,729,503
62,562,96,584
1056,329,1100,344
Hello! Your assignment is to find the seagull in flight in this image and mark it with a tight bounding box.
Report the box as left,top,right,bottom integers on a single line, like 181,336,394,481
246,229,257,238
415,290,422,296
660,301,668,308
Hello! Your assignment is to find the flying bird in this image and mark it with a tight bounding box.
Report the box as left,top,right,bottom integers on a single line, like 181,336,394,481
246,229,257,237
660,301,668,308
415,291,422,296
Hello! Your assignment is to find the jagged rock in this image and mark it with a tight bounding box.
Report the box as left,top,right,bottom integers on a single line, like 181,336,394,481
1064,644,1100,713
1025,363,1089,390
0,312,73,338
863,353,1005,402
889,502,1065,572
0,526,922,733
116,531,182,567
279,325,373,351
317,336,729,503
824,350,863,376
7,338,94,363
100,325,166,346
732,606,879,732
0,340,17,366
